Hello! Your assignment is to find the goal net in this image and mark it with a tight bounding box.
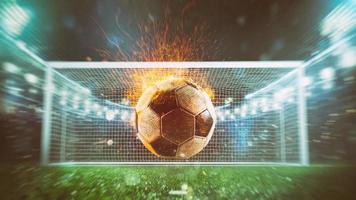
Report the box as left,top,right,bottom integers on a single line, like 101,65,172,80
43,61,308,165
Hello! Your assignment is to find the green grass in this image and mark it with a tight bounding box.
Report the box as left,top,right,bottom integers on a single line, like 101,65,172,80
0,165,355,199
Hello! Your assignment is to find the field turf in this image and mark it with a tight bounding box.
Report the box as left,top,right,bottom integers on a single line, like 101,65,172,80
0,165,355,199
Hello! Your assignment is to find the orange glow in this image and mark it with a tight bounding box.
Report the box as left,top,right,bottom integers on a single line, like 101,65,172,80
96,3,217,105
124,69,215,105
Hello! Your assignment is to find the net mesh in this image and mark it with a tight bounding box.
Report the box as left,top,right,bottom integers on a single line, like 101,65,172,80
48,66,302,164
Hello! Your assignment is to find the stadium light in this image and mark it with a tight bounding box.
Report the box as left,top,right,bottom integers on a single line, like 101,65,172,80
287,96,294,103
73,96,80,109
229,114,236,120
262,104,269,112
92,103,100,111
322,82,333,90
24,73,38,84
60,90,68,106
259,98,269,112
84,100,91,113
121,98,130,105
224,110,231,116
320,2,356,43
106,110,116,121
2,62,20,73
251,109,257,115
320,67,335,80
28,88,38,94
225,97,233,104
60,99,66,106
239,105,247,117
103,107,108,113
107,139,114,146
84,99,90,106
73,95,80,102
97,111,103,116
273,102,281,110
121,111,129,121
61,90,68,97
82,87,91,94
320,67,335,90
251,100,258,114
240,105,248,117
0,4,31,36
302,76,313,87
216,110,225,121
73,103,79,109
339,47,356,68
251,100,258,108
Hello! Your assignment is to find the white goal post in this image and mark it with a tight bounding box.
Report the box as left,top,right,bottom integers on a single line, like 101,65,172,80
42,61,308,166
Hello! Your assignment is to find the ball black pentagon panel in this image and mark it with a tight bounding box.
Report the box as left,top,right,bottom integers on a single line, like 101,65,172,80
176,85,206,115
195,109,214,137
161,109,195,144
149,89,178,116
150,137,178,157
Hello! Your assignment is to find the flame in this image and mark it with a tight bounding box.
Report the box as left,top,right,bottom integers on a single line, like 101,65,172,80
123,69,214,105
96,2,218,105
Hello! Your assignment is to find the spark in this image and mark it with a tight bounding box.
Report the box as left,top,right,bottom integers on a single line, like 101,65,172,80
96,3,218,105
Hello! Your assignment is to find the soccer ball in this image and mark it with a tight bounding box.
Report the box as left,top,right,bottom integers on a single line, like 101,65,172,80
135,78,216,159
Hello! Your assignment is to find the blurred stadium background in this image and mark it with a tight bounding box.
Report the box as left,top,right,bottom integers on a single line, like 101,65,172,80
0,0,355,199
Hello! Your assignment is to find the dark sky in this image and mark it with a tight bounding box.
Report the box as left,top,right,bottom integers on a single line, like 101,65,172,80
20,0,335,61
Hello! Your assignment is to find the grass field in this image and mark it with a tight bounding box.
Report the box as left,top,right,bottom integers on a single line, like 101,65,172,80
0,165,355,199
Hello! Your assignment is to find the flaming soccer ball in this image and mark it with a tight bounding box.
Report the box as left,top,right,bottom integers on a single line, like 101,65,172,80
135,78,216,159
